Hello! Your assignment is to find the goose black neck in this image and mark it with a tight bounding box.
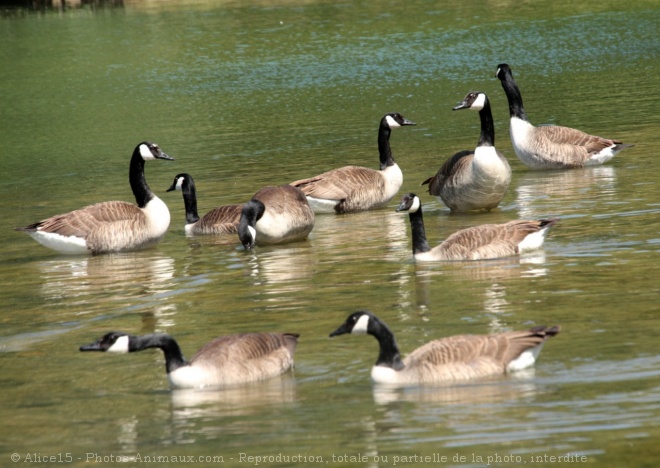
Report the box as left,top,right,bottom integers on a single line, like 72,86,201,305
499,71,528,121
408,208,431,254
240,200,265,228
370,318,404,370
377,123,395,170
129,334,187,374
238,199,266,246
181,180,200,224
477,98,496,147
129,149,154,208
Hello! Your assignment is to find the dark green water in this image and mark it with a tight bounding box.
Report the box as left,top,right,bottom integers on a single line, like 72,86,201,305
1,1,659,466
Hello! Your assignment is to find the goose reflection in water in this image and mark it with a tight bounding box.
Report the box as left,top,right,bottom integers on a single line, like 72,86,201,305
412,253,549,313
36,253,177,328
516,166,616,219
372,374,539,406
37,253,176,303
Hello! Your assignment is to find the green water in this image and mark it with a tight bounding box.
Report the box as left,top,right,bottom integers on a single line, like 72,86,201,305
1,1,659,467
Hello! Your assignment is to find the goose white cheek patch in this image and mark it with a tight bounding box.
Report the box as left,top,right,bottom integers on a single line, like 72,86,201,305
384,115,401,128
139,144,155,160
107,335,130,354
471,93,486,110
352,315,370,334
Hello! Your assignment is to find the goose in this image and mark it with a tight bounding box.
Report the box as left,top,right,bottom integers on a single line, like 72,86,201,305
496,63,633,169
15,142,173,255
290,112,416,213
238,184,315,250
396,193,558,261
80,330,300,389
330,310,560,386
166,173,242,235
421,92,511,211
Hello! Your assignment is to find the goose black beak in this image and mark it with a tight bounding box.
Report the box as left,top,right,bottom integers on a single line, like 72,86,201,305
157,151,175,161
329,323,349,337
79,342,103,352
452,101,470,111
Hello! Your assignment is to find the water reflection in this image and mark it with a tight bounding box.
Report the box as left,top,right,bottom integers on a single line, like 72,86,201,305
516,166,617,219
372,375,538,406
36,253,177,318
243,244,316,288
170,375,297,417
412,254,548,312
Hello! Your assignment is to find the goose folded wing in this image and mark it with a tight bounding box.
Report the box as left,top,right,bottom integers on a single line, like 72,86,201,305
291,166,382,200
28,201,144,237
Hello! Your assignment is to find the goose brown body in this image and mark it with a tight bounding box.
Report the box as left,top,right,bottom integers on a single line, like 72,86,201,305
396,193,558,261
15,142,173,255
422,92,511,212
330,311,560,386
238,184,315,249
290,113,415,213
399,327,560,383
496,63,633,169
166,173,242,235
80,331,300,389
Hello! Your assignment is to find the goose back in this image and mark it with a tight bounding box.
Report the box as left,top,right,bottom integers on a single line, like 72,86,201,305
240,185,315,247
166,173,242,235
292,164,399,213
171,333,300,388
290,112,414,214
430,219,557,261
191,205,243,235
397,193,557,262
394,326,560,384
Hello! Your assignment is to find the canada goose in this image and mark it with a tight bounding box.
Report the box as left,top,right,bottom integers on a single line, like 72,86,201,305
290,113,416,213
496,63,633,169
166,173,242,235
396,193,558,261
80,331,299,389
238,184,315,250
330,310,560,386
15,142,173,255
421,92,511,211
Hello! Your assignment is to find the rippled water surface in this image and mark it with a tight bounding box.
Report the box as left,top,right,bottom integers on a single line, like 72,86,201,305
1,0,659,466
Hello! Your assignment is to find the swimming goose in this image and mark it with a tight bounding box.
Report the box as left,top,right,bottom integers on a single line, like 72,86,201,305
290,113,416,213
238,184,315,250
166,173,242,235
330,310,559,386
15,142,173,255
80,331,299,389
421,92,511,211
396,193,558,261
496,63,633,169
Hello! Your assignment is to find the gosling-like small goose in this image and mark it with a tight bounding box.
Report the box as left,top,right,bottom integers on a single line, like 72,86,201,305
290,113,416,214
238,184,315,250
330,310,560,386
166,173,242,235
396,193,558,261
80,331,300,389
421,92,511,211
496,63,633,169
15,142,174,255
